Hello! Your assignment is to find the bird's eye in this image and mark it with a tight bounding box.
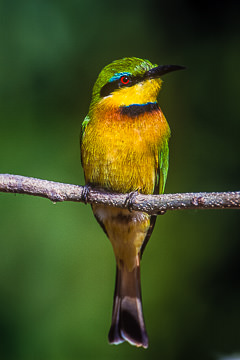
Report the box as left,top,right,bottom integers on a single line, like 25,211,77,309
120,76,130,85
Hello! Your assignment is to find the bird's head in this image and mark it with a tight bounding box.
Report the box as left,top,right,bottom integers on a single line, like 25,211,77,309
89,57,184,111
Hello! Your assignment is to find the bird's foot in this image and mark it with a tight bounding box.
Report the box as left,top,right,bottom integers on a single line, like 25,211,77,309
124,190,139,212
81,184,91,204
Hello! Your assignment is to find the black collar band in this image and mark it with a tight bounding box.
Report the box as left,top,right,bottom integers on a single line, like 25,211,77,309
120,102,159,117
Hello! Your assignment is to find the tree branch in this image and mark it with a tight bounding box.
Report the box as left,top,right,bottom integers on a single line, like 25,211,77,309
0,174,239,215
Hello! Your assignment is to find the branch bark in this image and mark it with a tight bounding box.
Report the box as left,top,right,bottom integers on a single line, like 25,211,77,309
0,174,239,215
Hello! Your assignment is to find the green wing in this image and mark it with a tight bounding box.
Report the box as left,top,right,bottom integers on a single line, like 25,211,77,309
156,139,169,195
80,115,90,165
141,139,169,257
80,115,90,145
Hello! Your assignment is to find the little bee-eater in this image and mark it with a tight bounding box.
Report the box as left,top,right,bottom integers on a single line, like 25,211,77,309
80,57,184,348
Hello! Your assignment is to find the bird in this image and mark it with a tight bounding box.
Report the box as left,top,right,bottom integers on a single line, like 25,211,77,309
80,57,184,348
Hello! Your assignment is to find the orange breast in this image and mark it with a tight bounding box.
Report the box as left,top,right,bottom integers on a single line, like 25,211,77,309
81,105,170,194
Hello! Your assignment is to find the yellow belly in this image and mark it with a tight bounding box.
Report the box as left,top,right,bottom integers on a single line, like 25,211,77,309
81,106,169,194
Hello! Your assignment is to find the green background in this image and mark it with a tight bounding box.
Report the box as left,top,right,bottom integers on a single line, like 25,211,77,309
0,0,239,359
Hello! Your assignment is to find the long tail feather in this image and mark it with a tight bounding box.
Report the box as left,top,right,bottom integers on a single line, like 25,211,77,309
108,256,148,348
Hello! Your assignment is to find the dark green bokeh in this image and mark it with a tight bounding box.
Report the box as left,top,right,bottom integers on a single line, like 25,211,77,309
0,0,239,359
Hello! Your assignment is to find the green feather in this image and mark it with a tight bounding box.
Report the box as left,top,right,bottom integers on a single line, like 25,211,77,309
80,115,90,167
158,139,169,194
80,115,90,144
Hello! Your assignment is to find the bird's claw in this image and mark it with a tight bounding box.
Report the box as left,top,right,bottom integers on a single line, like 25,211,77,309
81,184,91,204
124,190,139,212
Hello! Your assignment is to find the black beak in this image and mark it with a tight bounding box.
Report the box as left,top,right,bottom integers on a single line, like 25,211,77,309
144,64,186,80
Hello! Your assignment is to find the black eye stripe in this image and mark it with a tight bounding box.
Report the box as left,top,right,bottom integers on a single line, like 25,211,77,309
100,79,123,98
100,75,142,98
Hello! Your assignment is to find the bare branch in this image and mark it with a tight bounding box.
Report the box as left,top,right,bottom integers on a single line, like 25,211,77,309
0,174,239,215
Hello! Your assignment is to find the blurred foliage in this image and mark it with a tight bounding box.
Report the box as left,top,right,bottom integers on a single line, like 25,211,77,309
0,0,239,359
